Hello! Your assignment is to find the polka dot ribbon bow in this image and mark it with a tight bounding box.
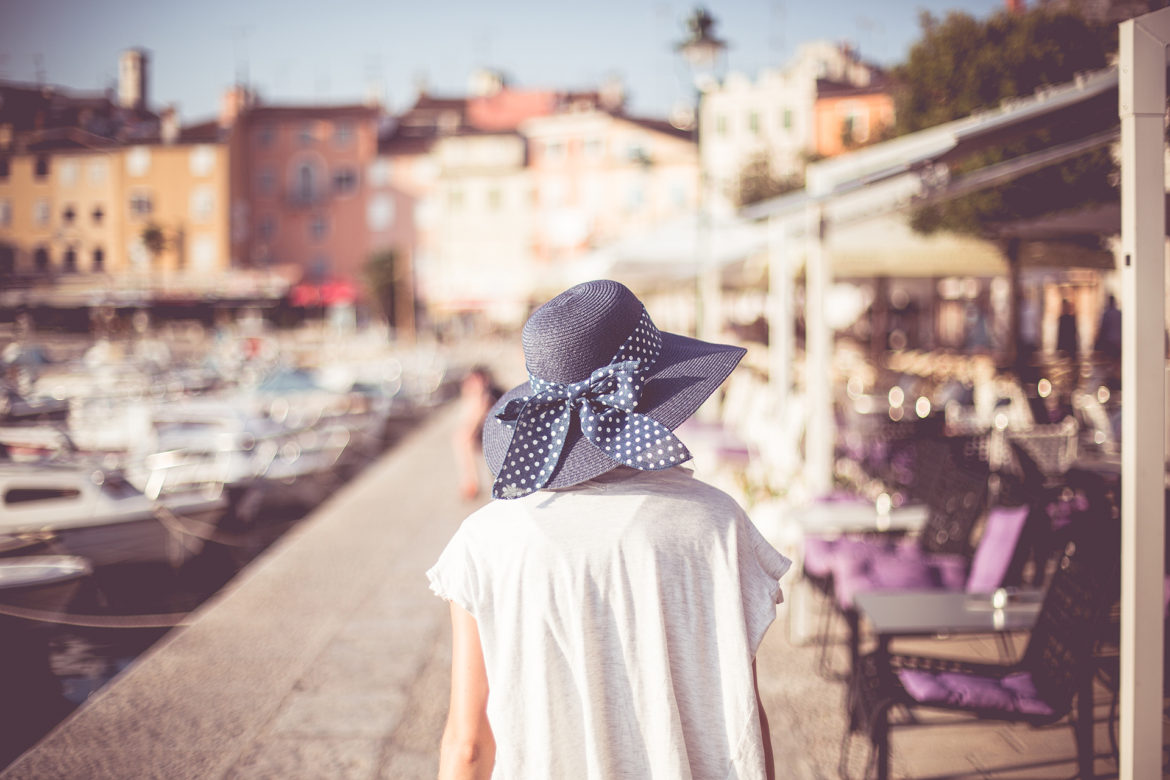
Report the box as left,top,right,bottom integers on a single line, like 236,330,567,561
491,310,692,500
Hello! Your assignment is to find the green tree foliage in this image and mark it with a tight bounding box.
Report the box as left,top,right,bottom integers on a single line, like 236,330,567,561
894,8,1117,235
733,151,804,207
141,223,167,265
364,249,400,326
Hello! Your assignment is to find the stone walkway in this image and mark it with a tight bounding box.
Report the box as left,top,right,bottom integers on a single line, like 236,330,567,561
2,401,1122,779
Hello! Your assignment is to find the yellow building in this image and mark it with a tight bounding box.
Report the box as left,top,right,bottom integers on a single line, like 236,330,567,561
0,133,124,279
116,137,231,285
0,129,230,292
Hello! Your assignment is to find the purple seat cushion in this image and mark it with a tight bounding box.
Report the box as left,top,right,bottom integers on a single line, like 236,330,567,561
803,535,899,579
832,547,968,609
897,669,1054,716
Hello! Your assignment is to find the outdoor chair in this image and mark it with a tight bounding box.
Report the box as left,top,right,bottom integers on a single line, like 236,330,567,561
842,516,1120,780
804,457,991,677
832,502,1031,676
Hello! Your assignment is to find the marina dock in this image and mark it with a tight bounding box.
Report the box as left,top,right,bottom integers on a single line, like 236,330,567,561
2,403,1121,779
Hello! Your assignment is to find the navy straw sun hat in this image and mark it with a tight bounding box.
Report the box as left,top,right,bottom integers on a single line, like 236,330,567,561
483,279,746,498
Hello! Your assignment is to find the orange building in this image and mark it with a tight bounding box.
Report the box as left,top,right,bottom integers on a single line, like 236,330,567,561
812,78,895,158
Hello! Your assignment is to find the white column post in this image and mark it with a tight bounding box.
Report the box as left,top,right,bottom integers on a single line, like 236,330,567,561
804,201,833,495
767,216,793,419
1119,11,1169,778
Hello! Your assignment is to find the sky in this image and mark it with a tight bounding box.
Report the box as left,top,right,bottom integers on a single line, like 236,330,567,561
0,0,1005,123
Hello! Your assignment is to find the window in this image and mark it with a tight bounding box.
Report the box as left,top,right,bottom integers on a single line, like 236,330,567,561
33,200,50,226
332,167,358,195
125,147,150,177
62,204,76,224
626,185,644,210
308,213,328,241
748,112,760,135
782,109,793,131
33,246,49,271
88,159,108,185
192,235,216,271
59,159,79,186
92,247,105,272
449,188,464,210
0,157,9,179
256,124,276,147
0,245,14,275
585,138,605,159
487,188,502,210
129,191,153,218
258,215,276,240
716,115,728,136
34,155,50,179
189,145,215,176
256,167,275,196
368,159,391,188
0,199,10,227
299,123,315,146
189,186,214,223
5,487,80,504
366,195,395,231
334,121,354,147
92,205,105,225
626,143,651,166
545,140,565,161
292,163,318,203
62,247,77,273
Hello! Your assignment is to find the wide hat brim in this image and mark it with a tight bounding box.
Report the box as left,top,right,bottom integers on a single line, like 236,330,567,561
482,331,746,490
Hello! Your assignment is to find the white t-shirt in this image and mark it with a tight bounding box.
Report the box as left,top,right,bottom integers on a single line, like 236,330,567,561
427,466,792,779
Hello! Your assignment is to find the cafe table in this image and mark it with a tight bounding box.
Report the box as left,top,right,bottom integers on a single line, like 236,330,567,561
851,587,1096,780
853,588,1043,656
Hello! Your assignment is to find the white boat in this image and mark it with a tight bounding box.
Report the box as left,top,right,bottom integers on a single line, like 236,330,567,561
0,461,221,568
0,555,92,614
125,394,349,522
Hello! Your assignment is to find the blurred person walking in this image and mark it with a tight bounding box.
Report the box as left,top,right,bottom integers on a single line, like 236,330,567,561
453,366,502,501
428,280,790,779
1056,298,1079,358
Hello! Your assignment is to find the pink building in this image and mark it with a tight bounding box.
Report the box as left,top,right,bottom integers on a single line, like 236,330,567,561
228,102,380,292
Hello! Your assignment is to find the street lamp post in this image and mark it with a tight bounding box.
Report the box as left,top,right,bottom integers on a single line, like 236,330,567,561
676,7,727,341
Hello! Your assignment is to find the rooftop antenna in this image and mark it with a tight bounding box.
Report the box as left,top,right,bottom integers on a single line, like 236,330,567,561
231,25,254,86
33,53,46,85
364,54,385,106
769,1,786,59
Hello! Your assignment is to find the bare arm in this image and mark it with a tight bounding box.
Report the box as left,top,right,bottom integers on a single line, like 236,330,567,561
755,662,775,780
439,601,495,780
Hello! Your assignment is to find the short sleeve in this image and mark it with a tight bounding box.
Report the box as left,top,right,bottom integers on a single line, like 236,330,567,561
425,526,479,617
737,512,792,655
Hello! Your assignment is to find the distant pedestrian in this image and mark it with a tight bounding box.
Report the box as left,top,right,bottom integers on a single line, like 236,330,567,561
1056,298,1079,358
428,280,790,779
1094,294,1122,362
452,366,502,501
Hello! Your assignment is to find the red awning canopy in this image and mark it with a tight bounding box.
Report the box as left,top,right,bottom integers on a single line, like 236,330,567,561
289,279,358,307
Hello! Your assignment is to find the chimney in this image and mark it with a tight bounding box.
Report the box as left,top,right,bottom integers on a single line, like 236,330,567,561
219,84,257,128
599,75,626,113
118,48,149,112
1005,0,1025,13
160,105,179,144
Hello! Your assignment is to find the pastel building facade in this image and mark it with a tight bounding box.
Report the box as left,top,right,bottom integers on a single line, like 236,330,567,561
118,140,231,281
523,109,698,260
0,133,230,287
0,140,120,279
228,104,380,286
700,41,888,212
